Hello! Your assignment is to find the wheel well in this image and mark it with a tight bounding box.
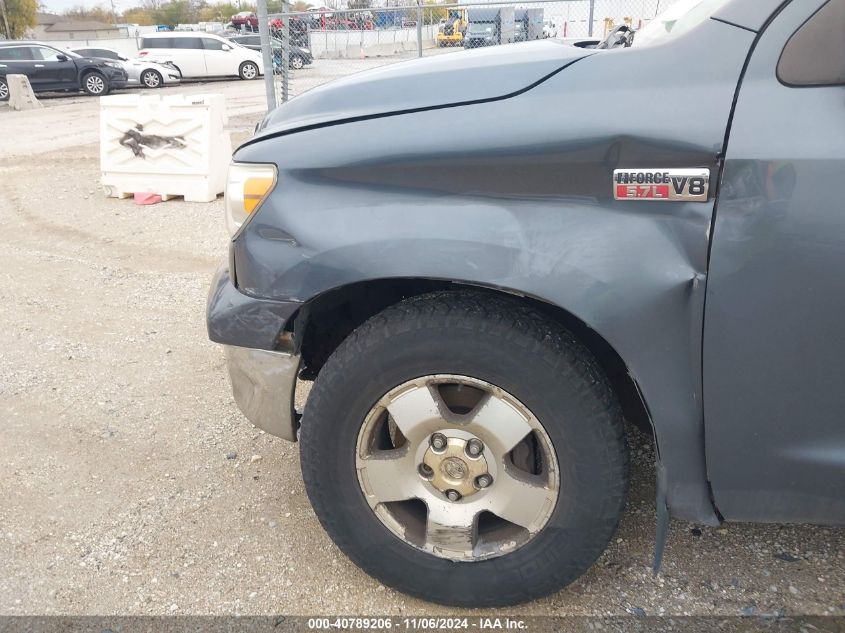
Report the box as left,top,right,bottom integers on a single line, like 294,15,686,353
79,68,104,84
292,279,654,438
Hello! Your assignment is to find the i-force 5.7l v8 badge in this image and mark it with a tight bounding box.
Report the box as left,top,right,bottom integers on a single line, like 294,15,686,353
613,168,710,202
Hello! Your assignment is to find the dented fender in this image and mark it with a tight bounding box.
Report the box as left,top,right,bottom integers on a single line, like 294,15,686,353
229,17,758,524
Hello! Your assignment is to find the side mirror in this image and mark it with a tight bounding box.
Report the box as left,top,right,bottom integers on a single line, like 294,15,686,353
119,56,129,61
56,54,69,62
222,44,232,51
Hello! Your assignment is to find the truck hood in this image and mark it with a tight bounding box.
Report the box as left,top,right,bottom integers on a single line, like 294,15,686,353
254,40,594,138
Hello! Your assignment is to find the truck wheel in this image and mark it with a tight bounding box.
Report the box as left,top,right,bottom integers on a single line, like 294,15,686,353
239,61,259,80
290,55,304,70
300,291,629,606
82,72,108,96
0,77,8,101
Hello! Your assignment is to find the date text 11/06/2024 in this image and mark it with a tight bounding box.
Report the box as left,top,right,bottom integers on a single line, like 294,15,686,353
306,618,528,630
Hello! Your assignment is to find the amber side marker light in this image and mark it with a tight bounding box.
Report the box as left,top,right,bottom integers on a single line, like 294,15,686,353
225,162,278,237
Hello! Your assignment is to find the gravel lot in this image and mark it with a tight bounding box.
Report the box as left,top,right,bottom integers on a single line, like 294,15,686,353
0,72,844,618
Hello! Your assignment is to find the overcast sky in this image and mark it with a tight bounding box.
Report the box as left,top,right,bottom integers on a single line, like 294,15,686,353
41,0,137,15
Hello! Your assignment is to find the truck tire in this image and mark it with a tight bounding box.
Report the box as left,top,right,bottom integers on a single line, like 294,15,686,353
300,290,629,606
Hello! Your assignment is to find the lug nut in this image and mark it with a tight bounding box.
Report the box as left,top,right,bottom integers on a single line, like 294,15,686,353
445,489,462,502
475,474,493,489
430,433,447,451
418,463,434,479
466,438,484,457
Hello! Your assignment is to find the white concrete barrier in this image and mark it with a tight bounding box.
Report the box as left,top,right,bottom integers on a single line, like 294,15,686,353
7,74,42,111
100,93,231,203
310,25,438,58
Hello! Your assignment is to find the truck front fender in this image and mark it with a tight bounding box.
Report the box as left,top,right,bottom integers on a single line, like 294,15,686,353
230,19,758,524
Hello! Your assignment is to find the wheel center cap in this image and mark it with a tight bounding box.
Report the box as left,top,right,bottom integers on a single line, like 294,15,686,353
441,457,468,480
423,436,489,498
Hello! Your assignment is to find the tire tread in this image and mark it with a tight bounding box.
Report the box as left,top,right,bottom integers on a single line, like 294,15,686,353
300,290,629,607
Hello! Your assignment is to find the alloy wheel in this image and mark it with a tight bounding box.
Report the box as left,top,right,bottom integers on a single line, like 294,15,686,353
241,63,258,79
142,70,161,88
355,374,559,561
86,75,105,94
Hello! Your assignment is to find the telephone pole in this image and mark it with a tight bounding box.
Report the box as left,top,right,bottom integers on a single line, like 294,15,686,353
0,0,12,40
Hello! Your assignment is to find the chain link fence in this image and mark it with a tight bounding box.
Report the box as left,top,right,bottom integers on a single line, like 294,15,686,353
267,0,678,103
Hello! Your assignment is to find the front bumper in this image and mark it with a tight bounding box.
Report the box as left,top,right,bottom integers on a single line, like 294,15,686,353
207,265,299,350
207,264,303,441
104,68,129,87
224,345,301,441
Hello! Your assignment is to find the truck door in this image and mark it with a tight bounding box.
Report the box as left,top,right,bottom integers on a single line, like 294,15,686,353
703,0,845,524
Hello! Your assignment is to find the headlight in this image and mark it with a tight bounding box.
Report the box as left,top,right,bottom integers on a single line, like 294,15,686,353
225,162,277,237
103,61,122,68
301,47,311,54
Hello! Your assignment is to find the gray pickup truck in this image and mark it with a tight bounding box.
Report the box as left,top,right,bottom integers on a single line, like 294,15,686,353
207,0,845,606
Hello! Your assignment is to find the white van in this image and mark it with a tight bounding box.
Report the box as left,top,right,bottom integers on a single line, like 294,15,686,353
138,32,263,80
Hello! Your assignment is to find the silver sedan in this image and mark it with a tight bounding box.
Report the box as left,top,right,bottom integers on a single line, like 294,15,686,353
69,47,181,88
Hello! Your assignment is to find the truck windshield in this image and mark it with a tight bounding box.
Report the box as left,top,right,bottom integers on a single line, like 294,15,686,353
468,24,493,33
631,0,733,47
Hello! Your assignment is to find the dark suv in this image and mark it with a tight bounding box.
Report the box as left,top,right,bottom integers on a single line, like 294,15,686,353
0,41,128,100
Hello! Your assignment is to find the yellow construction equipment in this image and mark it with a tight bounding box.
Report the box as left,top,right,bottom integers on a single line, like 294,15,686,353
436,9,467,47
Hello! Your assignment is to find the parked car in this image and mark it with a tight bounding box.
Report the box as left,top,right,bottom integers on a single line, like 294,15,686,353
69,47,180,88
0,41,127,100
268,17,310,47
230,11,258,31
228,35,312,70
137,32,263,80
208,0,845,609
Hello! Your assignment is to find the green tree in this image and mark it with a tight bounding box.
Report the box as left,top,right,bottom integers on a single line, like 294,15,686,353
152,0,195,26
422,0,445,25
123,6,155,24
197,1,239,22
1,0,37,38
63,4,116,23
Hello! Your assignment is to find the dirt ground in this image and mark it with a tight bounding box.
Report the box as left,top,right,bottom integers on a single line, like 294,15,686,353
1,78,844,618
